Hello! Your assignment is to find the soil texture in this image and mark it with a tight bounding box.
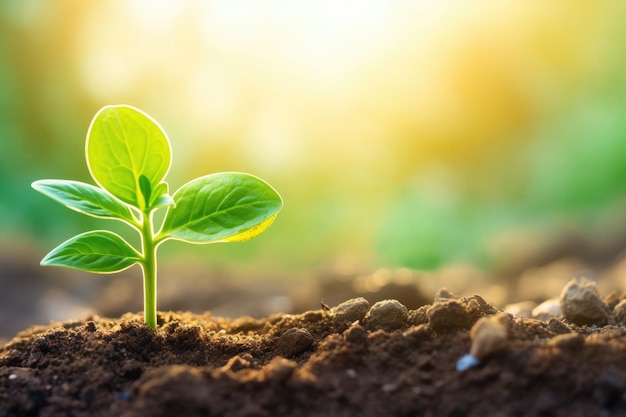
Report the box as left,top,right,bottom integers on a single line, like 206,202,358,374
3,289,626,417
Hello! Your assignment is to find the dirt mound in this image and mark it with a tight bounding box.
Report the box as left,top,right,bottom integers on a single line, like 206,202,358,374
2,294,626,417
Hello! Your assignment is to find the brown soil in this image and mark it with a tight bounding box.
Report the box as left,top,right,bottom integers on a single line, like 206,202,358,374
2,293,626,417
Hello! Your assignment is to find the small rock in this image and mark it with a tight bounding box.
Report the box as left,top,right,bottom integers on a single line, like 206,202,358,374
427,301,472,332
365,299,408,331
333,297,370,324
504,301,536,319
469,313,510,359
434,287,458,303
278,328,314,357
560,278,609,326
547,333,584,350
461,295,499,316
343,324,369,347
408,306,429,326
547,317,571,335
456,353,480,371
465,298,481,314
532,298,561,321
603,291,621,312
6,367,33,381
612,299,626,326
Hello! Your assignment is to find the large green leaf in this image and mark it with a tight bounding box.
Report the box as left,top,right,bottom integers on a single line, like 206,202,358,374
31,179,137,225
85,105,172,210
159,172,282,244
41,231,142,273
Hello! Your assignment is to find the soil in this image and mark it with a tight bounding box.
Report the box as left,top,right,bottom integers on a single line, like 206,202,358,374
3,290,626,417
3,233,626,417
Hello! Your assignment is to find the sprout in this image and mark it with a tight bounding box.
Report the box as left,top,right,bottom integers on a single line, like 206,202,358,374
32,105,282,329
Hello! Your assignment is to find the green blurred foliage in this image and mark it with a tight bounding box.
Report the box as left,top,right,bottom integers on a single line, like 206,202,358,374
1,2,626,274
378,90,626,270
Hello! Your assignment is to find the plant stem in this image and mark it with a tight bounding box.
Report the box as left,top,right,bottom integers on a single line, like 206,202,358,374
141,209,158,329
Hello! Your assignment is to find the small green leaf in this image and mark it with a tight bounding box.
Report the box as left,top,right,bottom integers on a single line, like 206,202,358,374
139,175,152,208
159,172,282,244
148,182,175,209
151,192,175,209
86,105,172,210
41,231,142,273
31,179,137,225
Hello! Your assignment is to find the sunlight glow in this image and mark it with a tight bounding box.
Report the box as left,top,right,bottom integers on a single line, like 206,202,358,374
4,0,624,271
73,1,616,185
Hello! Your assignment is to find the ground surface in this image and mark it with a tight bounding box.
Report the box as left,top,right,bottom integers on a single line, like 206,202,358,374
3,235,626,416
2,291,626,417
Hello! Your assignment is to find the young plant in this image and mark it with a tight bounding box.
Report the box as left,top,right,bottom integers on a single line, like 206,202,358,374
32,105,283,329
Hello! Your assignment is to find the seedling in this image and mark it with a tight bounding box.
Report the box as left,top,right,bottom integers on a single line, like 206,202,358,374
32,105,283,329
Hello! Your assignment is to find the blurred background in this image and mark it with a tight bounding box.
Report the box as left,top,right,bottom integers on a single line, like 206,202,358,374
2,1,626,340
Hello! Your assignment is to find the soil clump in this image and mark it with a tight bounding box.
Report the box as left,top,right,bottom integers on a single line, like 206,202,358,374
3,290,626,417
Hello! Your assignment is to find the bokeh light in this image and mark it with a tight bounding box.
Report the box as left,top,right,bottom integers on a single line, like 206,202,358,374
2,0,626,278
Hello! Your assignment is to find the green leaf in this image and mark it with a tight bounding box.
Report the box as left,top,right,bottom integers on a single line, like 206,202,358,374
152,192,175,209
86,105,172,210
31,179,137,225
220,214,279,242
159,172,282,244
139,175,152,207
150,182,175,209
41,231,142,273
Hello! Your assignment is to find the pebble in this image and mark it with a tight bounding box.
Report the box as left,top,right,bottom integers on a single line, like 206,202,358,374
469,313,510,359
456,353,480,371
547,317,572,335
504,301,537,318
278,328,314,357
612,299,626,326
434,287,459,303
343,324,369,347
427,301,472,332
463,295,499,316
365,299,408,331
531,298,561,321
465,298,481,314
333,297,370,324
559,278,610,326
603,291,621,312
408,306,429,326
6,368,32,381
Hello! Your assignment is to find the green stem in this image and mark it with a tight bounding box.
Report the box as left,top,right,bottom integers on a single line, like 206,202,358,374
141,209,158,329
